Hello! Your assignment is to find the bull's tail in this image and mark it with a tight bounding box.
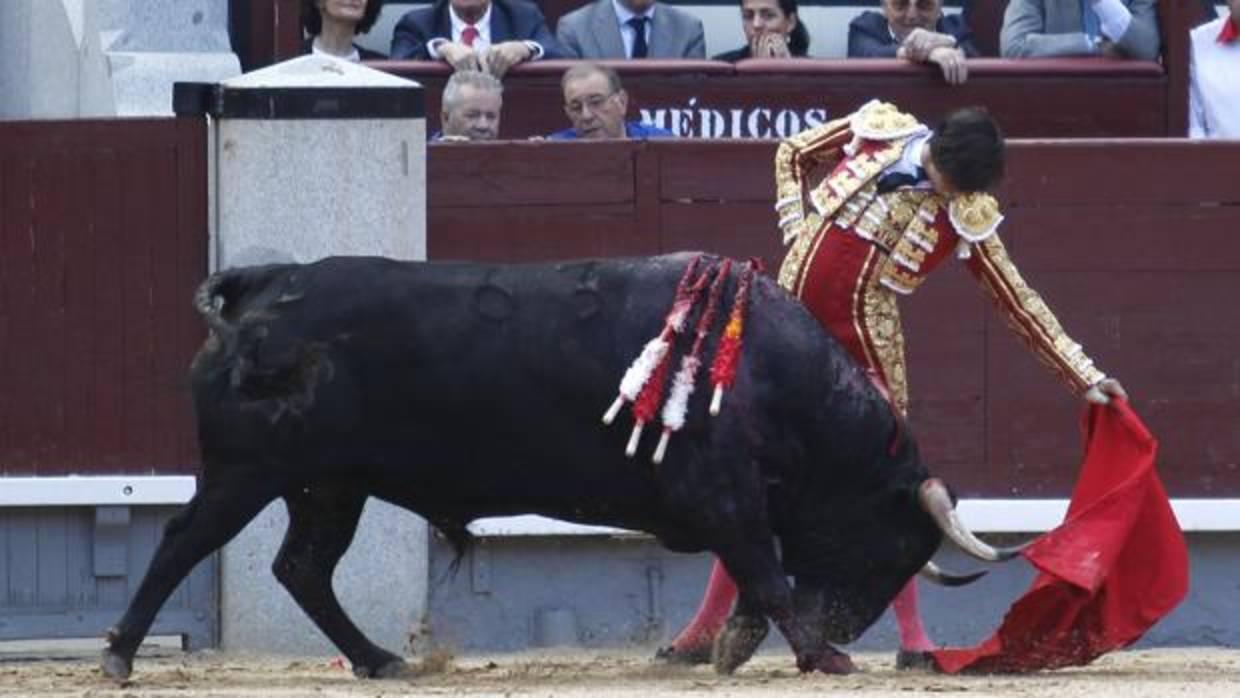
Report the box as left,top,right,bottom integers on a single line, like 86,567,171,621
193,270,237,340
193,264,288,342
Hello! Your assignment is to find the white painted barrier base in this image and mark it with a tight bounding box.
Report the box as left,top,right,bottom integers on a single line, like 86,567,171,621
3,477,1236,533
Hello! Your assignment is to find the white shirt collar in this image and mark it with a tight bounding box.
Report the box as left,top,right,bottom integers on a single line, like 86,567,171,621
611,0,655,26
450,2,493,46
880,130,934,189
311,37,361,63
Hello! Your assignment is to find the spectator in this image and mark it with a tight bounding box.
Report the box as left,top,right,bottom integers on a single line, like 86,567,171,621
302,0,386,61
1189,0,1240,137
848,0,977,85
714,0,811,61
1197,0,1220,24
1000,0,1160,59
556,0,705,59
548,64,675,139
438,70,504,141
662,100,1128,674
390,0,565,77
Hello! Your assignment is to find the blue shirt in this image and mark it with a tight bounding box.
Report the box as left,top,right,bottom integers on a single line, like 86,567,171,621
547,121,676,140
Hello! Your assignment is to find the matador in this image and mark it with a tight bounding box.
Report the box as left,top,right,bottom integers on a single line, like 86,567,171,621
662,100,1128,673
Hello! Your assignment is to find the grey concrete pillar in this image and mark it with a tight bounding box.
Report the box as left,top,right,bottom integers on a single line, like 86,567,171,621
176,55,428,657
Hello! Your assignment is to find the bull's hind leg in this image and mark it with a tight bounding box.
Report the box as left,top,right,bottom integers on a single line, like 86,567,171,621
273,487,408,678
102,469,281,679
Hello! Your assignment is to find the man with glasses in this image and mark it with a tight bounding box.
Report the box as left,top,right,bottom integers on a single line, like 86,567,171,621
547,64,674,139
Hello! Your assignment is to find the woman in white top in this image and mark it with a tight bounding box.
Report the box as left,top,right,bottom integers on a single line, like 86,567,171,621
303,0,387,61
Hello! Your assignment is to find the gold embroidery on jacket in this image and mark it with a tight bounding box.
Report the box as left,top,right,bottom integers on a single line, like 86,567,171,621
860,269,909,415
806,141,905,223
778,214,823,292
774,117,852,244
851,101,925,141
877,262,921,295
949,192,1003,242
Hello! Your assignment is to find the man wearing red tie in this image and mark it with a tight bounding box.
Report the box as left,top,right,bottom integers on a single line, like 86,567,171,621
660,100,1129,673
1189,0,1240,138
390,0,566,76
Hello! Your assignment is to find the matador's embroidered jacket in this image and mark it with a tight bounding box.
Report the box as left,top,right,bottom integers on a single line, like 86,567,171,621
774,101,1104,415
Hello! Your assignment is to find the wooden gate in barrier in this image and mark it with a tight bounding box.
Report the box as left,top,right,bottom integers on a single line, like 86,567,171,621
0,118,213,647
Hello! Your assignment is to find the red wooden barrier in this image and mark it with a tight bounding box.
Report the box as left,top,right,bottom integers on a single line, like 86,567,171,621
428,138,1240,497
4,119,1235,499
0,119,207,477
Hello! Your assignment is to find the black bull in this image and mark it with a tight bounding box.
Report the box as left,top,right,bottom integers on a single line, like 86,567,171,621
102,253,990,679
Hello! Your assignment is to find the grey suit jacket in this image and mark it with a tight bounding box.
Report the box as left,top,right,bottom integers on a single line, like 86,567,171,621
556,0,705,59
1000,0,1160,60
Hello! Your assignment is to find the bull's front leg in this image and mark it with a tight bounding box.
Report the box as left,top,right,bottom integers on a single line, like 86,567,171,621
712,543,856,676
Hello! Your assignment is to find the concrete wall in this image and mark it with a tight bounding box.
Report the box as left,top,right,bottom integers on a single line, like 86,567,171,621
0,0,238,119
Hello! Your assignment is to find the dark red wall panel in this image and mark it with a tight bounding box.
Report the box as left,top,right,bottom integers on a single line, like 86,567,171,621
0,119,207,477
429,138,1240,497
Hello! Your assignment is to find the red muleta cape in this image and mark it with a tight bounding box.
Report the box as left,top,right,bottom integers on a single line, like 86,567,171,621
932,400,1189,674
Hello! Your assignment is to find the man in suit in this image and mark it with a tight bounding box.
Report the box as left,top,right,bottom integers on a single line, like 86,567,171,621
1000,0,1160,59
848,0,979,85
390,0,566,76
556,0,705,59
546,63,675,139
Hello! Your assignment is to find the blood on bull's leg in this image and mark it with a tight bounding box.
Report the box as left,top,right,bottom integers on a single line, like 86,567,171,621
273,486,409,678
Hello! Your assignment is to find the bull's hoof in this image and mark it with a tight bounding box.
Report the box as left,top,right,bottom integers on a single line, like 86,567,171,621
352,654,411,679
654,643,712,665
814,648,858,675
711,615,769,675
100,649,133,680
895,649,938,671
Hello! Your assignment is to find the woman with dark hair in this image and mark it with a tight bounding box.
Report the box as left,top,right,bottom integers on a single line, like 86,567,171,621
303,0,387,61
713,0,810,61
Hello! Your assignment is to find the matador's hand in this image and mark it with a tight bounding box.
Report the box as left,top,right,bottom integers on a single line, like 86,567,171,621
1085,377,1128,406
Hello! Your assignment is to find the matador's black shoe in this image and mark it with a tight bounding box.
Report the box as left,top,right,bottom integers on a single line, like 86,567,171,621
895,649,939,671
711,615,769,675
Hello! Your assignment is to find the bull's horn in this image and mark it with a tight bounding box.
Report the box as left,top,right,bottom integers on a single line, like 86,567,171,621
918,560,987,587
918,478,1023,562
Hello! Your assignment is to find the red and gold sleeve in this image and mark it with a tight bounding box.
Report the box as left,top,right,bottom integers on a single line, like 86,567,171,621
964,234,1106,395
773,116,851,245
